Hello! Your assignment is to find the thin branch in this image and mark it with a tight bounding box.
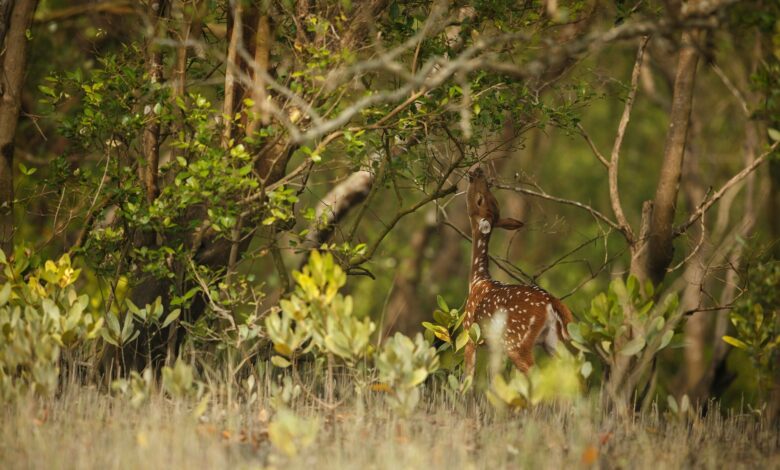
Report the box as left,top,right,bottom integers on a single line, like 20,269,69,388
34,0,136,23
711,63,749,117
577,123,609,169
560,248,629,300
189,3,733,154
533,230,612,279
608,36,649,243
348,184,458,267
682,305,734,316
493,183,622,232
667,207,705,272
675,141,780,235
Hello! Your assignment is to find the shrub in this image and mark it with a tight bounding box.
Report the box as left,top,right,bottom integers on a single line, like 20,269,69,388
375,332,439,415
265,250,375,366
723,254,779,402
0,250,103,399
486,352,584,411
268,408,320,458
566,275,682,408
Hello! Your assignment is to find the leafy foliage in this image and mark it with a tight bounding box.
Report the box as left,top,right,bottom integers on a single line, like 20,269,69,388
268,408,320,458
422,295,479,371
568,276,678,361
0,250,103,399
723,254,780,395
486,352,584,411
566,275,682,404
266,250,375,365
375,332,439,415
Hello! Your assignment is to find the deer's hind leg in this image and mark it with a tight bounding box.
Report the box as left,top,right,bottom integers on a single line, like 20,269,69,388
507,313,545,373
464,340,477,377
507,345,533,373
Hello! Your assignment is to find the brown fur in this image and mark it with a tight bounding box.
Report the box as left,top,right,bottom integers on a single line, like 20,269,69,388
463,167,572,374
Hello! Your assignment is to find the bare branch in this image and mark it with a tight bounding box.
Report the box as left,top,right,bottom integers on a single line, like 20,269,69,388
34,0,136,23
473,15,721,80
533,231,612,279
577,123,609,169
667,205,705,272
306,169,375,251
710,63,749,117
675,141,780,235
223,10,729,148
348,184,458,267
608,36,649,243
493,183,622,233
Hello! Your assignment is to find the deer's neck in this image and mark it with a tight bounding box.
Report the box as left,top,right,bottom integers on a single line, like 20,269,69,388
470,229,492,286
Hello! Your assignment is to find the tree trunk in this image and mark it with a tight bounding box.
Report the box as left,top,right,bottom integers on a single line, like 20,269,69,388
679,120,708,396
630,30,701,286
383,212,437,337
143,0,168,205
118,2,294,372
302,169,374,258
0,0,37,255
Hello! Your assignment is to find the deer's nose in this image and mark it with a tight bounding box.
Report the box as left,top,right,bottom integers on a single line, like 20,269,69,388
467,167,484,181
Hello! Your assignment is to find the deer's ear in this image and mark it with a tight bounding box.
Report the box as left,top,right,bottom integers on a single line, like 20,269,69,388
495,218,524,230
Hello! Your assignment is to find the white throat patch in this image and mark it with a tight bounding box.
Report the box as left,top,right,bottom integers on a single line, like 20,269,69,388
478,218,491,234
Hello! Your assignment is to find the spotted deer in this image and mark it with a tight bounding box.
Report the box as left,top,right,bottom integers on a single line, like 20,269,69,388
463,167,573,374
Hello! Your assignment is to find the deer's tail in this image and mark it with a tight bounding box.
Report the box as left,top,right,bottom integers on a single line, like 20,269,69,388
549,297,574,341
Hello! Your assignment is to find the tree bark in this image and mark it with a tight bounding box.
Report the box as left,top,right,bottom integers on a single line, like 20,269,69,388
383,211,437,337
630,30,701,286
119,1,293,371
142,0,168,204
679,121,708,396
303,170,374,252
0,0,37,255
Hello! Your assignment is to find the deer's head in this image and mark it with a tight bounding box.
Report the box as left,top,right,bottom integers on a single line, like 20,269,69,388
466,167,524,235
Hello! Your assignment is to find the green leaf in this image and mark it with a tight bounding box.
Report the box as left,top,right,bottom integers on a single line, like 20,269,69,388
722,335,748,349
658,329,674,350
421,322,450,343
271,355,292,368
469,323,481,344
39,85,57,97
436,295,449,313
667,394,678,413
455,329,469,351
0,283,11,307
101,329,119,346
42,298,60,320
567,322,584,343
162,309,181,328
769,128,780,142
618,337,646,356
580,361,593,379
18,163,36,176
408,368,429,387
433,309,450,327
121,313,135,343
126,298,142,316
106,312,120,335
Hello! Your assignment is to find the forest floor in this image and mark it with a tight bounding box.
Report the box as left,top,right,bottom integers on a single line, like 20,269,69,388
2,379,778,470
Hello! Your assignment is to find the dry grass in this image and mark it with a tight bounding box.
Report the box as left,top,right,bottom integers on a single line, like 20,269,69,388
2,376,777,470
